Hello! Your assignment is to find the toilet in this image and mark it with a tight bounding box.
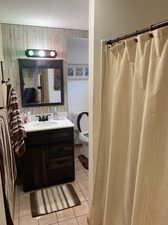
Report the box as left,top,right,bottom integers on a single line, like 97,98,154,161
77,112,89,167
79,131,89,158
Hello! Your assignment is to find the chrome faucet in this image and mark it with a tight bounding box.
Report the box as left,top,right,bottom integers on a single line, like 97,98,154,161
36,114,49,122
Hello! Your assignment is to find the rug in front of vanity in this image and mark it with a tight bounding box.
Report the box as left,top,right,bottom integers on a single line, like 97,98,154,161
30,184,81,217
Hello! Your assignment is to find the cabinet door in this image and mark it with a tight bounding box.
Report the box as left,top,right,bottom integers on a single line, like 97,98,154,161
46,142,75,186
21,145,47,191
21,128,75,191
46,156,75,186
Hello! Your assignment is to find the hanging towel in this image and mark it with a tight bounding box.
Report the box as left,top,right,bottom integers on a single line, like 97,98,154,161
7,84,26,156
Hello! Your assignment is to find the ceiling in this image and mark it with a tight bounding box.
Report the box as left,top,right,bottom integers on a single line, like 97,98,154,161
0,0,89,30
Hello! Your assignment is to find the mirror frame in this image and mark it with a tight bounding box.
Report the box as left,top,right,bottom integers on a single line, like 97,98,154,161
18,59,64,107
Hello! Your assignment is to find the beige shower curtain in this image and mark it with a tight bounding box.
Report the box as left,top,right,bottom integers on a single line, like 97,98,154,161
90,26,168,225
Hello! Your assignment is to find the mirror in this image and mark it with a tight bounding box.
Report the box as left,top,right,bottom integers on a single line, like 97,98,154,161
19,59,64,107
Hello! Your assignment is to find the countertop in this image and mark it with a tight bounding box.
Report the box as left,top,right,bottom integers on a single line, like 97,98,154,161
23,118,74,133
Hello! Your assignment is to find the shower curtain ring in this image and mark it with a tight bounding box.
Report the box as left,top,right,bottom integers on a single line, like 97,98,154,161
149,33,154,38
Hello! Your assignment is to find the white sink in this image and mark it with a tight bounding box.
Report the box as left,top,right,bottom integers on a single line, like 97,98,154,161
32,121,58,127
23,119,74,133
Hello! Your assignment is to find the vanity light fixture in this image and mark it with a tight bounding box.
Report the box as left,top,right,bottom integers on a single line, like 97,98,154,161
25,49,57,58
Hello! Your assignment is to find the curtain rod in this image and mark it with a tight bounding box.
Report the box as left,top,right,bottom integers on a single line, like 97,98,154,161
106,20,168,45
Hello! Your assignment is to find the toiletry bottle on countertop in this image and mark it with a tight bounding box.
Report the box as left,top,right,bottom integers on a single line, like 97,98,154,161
22,113,28,123
53,112,58,120
22,112,31,123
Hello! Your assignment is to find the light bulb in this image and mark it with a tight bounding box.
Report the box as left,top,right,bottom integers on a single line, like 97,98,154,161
28,50,34,56
50,51,56,57
38,50,45,57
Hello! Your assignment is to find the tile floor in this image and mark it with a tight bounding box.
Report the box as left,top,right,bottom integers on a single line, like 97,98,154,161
13,147,89,225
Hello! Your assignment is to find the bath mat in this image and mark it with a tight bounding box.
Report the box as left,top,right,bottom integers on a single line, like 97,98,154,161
30,184,81,217
78,155,88,170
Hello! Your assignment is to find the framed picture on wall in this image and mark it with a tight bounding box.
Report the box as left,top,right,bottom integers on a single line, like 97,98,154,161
84,66,88,76
68,64,89,79
68,66,74,77
75,66,83,76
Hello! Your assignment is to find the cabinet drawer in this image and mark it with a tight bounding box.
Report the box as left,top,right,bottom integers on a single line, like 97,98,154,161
26,128,74,146
47,144,73,158
47,156,73,170
47,166,75,185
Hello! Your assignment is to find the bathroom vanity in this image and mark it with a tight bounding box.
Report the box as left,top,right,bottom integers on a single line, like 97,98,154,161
21,119,74,192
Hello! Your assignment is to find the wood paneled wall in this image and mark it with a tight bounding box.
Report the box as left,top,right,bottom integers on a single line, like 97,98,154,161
0,25,3,62
1,23,88,114
0,24,4,81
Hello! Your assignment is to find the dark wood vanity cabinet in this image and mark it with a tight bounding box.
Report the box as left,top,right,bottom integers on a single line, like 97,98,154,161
21,128,75,192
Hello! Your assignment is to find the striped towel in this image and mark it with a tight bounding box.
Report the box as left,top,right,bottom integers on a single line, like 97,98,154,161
7,84,26,156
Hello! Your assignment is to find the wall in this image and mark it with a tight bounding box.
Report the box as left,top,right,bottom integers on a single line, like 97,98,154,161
89,0,168,201
0,25,3,61
1,23,88,114
67,38,89,112
67,38,88,64
0,24,4,80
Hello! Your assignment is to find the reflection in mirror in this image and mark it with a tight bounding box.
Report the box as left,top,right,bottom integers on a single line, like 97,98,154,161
19,59,64,107
23,68,61,104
